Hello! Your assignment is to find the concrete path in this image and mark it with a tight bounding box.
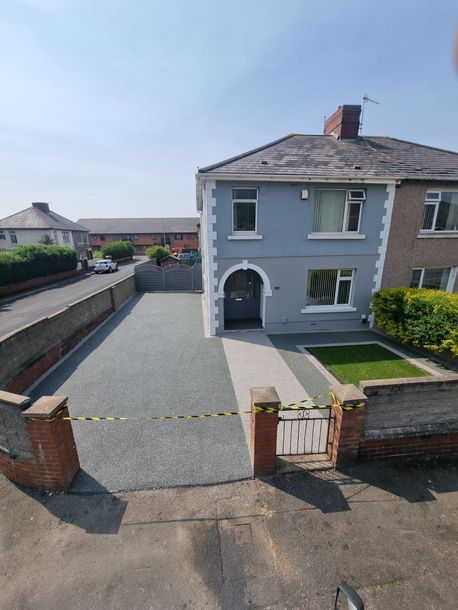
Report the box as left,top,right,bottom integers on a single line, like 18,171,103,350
222,333,310,448
31,293,251,492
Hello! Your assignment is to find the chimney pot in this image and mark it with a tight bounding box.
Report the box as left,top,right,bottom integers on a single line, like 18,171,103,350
324,105,361,140
32,202,50,213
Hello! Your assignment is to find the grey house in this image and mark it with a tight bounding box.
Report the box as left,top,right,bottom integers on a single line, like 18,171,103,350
196,104,458,336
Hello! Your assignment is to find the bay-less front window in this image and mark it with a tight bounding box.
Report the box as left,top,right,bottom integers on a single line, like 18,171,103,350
62,231,70,243
422,191,458,232
410,267,451,291
232,188,257,233
307,269,354,306
313,190,365,233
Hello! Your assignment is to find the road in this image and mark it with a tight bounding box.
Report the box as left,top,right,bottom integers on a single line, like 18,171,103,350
0,258,146,338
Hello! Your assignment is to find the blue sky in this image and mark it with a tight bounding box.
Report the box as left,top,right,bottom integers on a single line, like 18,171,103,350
1,0,457,221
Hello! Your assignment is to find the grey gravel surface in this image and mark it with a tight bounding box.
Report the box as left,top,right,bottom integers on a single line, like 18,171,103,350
0,257,146,337
31,293,251,492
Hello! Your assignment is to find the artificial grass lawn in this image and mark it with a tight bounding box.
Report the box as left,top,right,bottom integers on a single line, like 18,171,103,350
308,343,430,386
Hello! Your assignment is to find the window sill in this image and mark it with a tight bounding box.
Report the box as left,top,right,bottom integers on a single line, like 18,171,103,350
228,234,263,240
307,233,366,240
301,305,357,314
417,232,458,239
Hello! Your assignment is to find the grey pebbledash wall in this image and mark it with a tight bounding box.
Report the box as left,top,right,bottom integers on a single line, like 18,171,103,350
361,376,458,439
0,391,33,460
0,274,136,393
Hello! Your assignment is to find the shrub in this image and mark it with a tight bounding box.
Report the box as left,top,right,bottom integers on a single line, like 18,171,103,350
146,245,169,262
0,244,77,286
371,288,458,357
100,240,134,260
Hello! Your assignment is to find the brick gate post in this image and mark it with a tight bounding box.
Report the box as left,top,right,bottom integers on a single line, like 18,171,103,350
329,384,367,468
250,386,281,477
23,396,80,491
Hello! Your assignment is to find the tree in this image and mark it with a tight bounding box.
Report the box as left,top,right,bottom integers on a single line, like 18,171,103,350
146,245,169,262
38,234,55,245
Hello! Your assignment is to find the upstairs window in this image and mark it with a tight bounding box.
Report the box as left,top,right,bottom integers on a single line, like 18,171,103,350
313,189,365,233
62,231,70,243
0,231,5,240
232,188,257,233
307,269,354,306
422,191,458,232
410,267,451,291
8,231,17,244
175,234,183,240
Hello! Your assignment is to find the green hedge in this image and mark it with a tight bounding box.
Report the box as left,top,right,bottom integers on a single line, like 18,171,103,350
146,245,169,262
100,240,134,259
0,244,77,286
371,288,458,357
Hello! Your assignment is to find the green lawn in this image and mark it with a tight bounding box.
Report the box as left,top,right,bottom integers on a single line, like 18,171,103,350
308,343,430,386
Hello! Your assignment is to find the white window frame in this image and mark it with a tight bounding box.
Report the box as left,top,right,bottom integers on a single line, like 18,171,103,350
301,268,357,313
62,230,70,244
230,187,261,239
9,230,17,244
411,267,455,292
0,230,5,240
308,189,366,239
420,190,458,234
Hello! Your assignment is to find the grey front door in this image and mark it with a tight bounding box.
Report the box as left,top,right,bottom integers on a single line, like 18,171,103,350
224,270,261,320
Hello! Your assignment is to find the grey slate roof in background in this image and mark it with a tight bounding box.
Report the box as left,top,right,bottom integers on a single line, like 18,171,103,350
0,206,89,231
198,135,458,181
77,217,200,234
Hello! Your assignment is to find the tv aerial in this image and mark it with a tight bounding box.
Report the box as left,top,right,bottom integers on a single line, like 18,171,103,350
359,94,380,135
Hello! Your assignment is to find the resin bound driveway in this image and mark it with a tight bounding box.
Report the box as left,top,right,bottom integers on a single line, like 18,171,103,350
31,293,251,492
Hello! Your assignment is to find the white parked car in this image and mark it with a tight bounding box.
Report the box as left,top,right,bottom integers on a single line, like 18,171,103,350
94,259,118,274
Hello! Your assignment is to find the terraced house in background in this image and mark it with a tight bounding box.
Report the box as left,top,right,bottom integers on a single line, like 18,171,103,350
197,104,458,336
77,217,200,255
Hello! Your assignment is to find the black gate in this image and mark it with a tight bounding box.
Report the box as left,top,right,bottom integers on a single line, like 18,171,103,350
276,409,335,456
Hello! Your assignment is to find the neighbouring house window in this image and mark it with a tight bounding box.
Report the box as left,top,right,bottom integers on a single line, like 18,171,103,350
232,188,257,233
186,233,195,239
307,269,354,306
422,191,458,232
100,234,105,241
313,190,365,233
175,234,183,240
62,231,70,244
410,267,451,291
0,231,5,240
133,234,139,240
8,231,17,244
53,230,58,243
112,235,118,240
151,234,157,239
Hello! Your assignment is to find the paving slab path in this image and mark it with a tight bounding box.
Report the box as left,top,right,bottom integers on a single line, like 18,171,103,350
31,293,251,492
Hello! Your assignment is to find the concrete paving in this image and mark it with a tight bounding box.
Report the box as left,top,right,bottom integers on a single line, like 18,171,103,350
31,293,251,492
2,458,458,609
0,257,146,338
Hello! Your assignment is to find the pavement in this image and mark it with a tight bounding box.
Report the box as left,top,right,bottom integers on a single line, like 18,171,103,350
31,293,251,492
2,458,458,609
0,257,146,338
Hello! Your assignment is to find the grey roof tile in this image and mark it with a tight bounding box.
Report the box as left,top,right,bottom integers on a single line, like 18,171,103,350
76,218,200,234
0,206,89,231
198,135,458,181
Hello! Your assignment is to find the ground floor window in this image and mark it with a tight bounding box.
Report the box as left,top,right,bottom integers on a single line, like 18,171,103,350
410,267,451,291
307,268,354,306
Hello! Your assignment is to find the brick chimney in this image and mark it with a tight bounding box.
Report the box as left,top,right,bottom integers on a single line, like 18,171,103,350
32,202,50,213
324,105,361,139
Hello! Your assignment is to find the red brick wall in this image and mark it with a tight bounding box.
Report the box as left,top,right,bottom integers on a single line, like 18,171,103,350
0,449,40,488
0,269,81,298
359,433,458,460
90,232,199,253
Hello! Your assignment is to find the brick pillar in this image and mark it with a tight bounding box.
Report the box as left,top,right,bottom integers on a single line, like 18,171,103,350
329,384,367,468
22,396,80,491
250,386,280,477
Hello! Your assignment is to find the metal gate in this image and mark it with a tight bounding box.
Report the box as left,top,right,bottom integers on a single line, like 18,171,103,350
276,408,335,456
134,261,202,292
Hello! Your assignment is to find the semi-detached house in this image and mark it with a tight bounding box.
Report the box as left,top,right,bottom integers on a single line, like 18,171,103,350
196,104,458,336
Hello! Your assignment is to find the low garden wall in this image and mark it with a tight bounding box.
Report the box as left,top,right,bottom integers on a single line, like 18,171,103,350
0,274,136,394
0,269,82,298
359,376,458,460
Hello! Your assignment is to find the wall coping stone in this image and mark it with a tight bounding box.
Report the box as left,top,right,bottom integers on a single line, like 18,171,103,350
0,390,31,407
361,375,458,394
23,396,68,419
365,420,458,440
331,383,367,405
250,386,281,408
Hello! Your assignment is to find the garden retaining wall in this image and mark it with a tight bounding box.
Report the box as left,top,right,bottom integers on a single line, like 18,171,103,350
0,269,82,298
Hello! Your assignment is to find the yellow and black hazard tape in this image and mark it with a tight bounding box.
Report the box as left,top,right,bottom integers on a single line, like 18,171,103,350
54,392,365,422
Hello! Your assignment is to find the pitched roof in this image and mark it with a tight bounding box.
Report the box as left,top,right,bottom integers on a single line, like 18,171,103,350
198,135,458,181
76,217,200,234
0,205,89,231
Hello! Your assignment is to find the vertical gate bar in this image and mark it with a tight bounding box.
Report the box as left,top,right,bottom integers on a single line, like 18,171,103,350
296,419,300,454
319,419,323,452
325,409,332,454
